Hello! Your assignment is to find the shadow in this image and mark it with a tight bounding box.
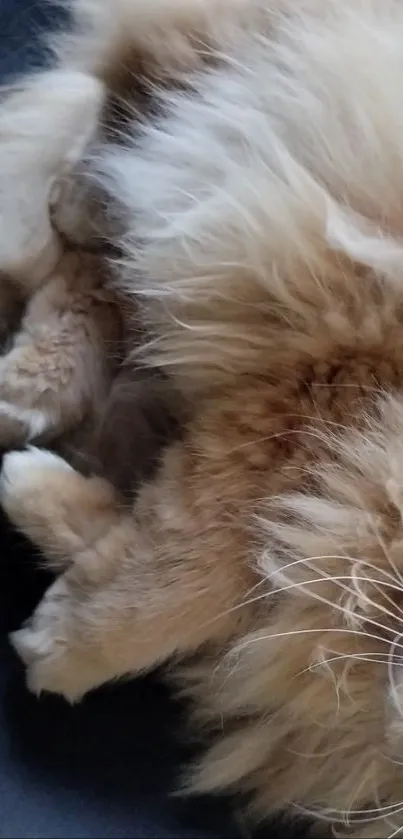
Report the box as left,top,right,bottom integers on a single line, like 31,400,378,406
0,508,52,633
0,513,308,839
0,510,241,838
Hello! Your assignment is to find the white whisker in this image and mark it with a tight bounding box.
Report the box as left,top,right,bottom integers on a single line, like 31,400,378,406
201,548,403,651
200,569,403,639
388,632,403,718
309,383,380,390
225,427,333,455
367,514,403,590
299,651,403,678
262,551,400,589
294,800,403,823
235,627,397,654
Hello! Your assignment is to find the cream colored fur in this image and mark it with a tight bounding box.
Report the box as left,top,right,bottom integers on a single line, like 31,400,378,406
5,0,403,836
0,70,103,282
0,70,122,447
0,250,121,446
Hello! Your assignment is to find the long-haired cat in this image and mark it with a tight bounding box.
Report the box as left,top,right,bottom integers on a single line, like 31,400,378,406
4,0,403,836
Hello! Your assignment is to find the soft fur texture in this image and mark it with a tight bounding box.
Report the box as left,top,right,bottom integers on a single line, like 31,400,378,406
0,66,176,479
0,70,124,448
5,0,403,836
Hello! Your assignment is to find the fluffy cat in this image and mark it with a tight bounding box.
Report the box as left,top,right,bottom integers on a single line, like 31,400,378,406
5,0,403,836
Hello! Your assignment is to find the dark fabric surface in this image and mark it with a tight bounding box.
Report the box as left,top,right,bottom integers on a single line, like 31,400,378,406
0,507,244,838
0,2,307,837
0,0,62,81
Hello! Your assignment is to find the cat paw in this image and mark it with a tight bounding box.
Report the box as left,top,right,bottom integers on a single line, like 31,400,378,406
10,575,95,702
1,445,72,493
50,166,101,247
0,446,73,523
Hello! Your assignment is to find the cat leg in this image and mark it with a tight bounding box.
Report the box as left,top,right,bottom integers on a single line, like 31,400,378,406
0,444,245,701
0,252,119,448
0,69,105,287
50,154,126,249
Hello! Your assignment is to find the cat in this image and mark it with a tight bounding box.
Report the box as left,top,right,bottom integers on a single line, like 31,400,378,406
4,0,403,836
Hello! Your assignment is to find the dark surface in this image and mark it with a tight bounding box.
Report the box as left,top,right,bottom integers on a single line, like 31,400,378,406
0,508,243,839
0,2,305,837
0,0,61,82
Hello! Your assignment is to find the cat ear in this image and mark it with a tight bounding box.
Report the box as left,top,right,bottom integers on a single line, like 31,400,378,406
0,70,105,286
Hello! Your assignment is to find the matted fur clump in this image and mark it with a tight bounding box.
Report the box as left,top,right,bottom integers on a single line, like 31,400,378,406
3,0,403,836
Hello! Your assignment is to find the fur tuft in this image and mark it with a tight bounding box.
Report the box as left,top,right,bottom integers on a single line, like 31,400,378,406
91,0,403,399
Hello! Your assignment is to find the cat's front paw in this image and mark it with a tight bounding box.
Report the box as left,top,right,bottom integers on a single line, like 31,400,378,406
0,446,73,526
50,166,101,248
1,444,72,494
10,574,98,702
50,164,124,248
0,446,116,562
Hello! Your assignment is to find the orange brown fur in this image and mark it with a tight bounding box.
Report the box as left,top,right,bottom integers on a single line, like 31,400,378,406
4,1,403,837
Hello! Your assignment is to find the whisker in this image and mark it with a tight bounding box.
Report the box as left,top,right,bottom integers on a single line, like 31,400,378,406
388,826,403,838
273,570,403,640
262,551,401,588
309,383,380,390
367,514,403,590
388,632,403,718
199,569,403,638
299,651,403,678
288,413,358,434
274,574,403,645
234,626,400,654
294,800,403,823
200,553,403,645
225,427,335,455
259,539,403,623
348,562,402,623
